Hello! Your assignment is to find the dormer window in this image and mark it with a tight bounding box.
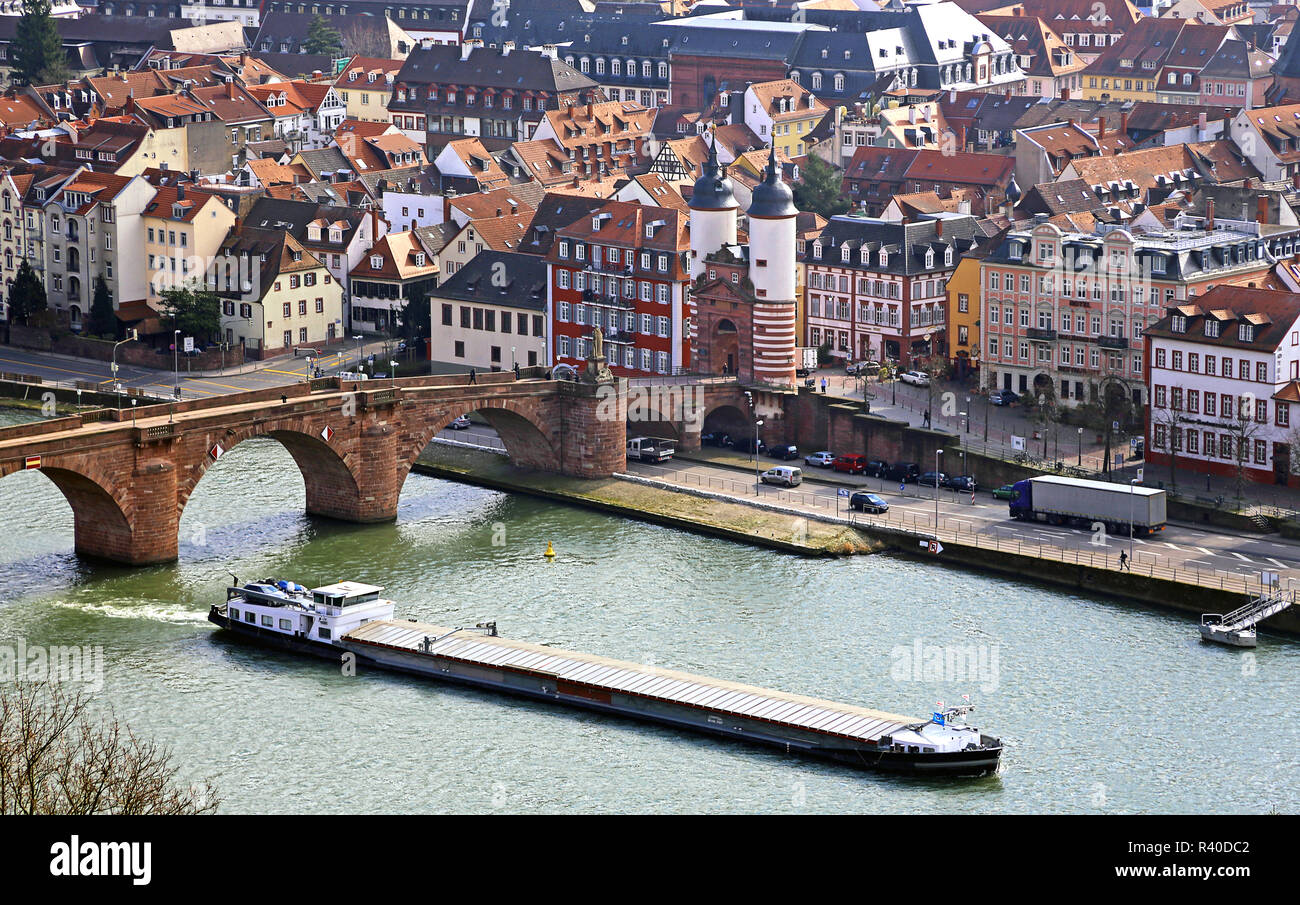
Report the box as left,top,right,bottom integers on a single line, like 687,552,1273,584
812,242,822,260
1239,323,1253,342
879,250,888,267
370,255,383,269
841,245,850,262
944,247,953,266
1171,314,1186,333
415,253,425,266
1205,319,1220,338
925,250,934,268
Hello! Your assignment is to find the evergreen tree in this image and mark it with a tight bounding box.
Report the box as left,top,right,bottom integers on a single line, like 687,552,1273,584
87,274,117,338
159,285,221,345
12,0,68,88
303,14,344,57
792,155,849,218
7,258,47,325
396,285,430,344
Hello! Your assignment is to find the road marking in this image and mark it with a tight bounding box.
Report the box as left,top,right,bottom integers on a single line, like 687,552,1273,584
1196,547,1213,555
1184,560,1213,567
1163,542,1179,550
1228,551,1254,563
0,355,108,381
1267,557,1290,569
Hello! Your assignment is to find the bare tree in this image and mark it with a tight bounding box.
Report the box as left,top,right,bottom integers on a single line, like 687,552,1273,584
1152,404,1190,494
1227,395,1265,507
0,682,219,815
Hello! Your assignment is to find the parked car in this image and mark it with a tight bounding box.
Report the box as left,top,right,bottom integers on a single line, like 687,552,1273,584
1131,438,1145,459
769,444,800,461
804,451,836,467
832,454,869,475
886,462,921,483
733,437,767,455
990,389,1019,407
845,361,876,376
900,370,930,386
760,466,802,487
448,416,472,430
701,432,733,448
917,471,948,488
947,475,979,493
992,484,1019,501
866,459,890,478
849,491,889,514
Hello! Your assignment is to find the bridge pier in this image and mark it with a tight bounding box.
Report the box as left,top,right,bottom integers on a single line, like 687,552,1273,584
76,458,179,566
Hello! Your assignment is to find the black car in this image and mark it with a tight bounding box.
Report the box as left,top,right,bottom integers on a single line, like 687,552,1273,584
947,475,979,493
769,444,800,461
701,432,733,448
866,459,890,478
849,491,889,514
917,471,948,488
990,389,1019,406
732,437,767,455
886,462,921,483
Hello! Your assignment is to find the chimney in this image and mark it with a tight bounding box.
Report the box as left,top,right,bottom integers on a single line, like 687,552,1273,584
1121,111,1129,136
934,217,943,237
227,80,236,100
909,105,917,124
461,39,481,62
949,88,956,104
502,41,515,57
1244,178,1253,189
1257,194,1269,224
1097,116,1105,140
1197,111,1208,140
1061,86,1070,101
495,207,502,216
958,124,967,150
177,183,185,201
1205,197,1215,230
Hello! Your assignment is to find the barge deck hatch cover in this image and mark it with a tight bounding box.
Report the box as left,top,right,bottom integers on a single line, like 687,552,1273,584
342,620,919,744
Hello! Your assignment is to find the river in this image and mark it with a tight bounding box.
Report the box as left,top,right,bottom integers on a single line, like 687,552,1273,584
0,407,1295,814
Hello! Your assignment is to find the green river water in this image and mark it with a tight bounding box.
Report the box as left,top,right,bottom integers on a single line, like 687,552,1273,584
0,408,1295,813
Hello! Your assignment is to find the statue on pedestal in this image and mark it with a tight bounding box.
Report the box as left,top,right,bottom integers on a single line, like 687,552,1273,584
581,326,615,384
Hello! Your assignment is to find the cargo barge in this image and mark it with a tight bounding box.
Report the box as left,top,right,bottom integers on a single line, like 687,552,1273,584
208,579,1003,776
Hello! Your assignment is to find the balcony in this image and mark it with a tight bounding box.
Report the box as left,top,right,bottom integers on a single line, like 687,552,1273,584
1098,335,1129,349
1026,327,1057,342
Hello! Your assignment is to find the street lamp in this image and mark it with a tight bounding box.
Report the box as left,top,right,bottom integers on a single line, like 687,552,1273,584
389,360,398,388
131,398,137,425
934,448,943,528
353,334,364,373
305,355,313,382
111,328,137,411
1077,427,1084,466
173,329,181,399
754,418,765,492
964,396,970,433
1128,472,1142,563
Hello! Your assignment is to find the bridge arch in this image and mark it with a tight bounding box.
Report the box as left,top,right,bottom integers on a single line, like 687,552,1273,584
177,422,363,523
396,396,560,488
0,459,133,563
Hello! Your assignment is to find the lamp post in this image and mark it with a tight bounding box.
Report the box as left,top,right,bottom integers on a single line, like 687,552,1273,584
964,396,970,433
131,398,137,425
1078,426,1084,466
173,329,181,399
934,448,942,528
111,328,137,411
353,334,363,373
1129,472,1142,563
390,360,398,388
754,418,765,492
305,355,313,382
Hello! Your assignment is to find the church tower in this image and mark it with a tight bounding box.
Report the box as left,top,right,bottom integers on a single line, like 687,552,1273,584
687,135,738,279
744,145,798,387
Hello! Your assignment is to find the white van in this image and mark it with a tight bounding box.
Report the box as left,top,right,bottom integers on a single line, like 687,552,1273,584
760,466,802,487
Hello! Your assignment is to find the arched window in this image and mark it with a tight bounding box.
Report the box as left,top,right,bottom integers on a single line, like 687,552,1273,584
811,72,822,90
612,59,621,76
790,71,800,84
657,62,668,80
834,73,844,92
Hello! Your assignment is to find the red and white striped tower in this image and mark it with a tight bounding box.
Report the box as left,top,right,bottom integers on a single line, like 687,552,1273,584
745,145,797,388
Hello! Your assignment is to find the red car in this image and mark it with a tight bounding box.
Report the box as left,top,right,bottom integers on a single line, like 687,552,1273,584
832,454,868,474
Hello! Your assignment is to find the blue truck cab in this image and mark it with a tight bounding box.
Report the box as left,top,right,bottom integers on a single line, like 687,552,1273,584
1008,479,1031,518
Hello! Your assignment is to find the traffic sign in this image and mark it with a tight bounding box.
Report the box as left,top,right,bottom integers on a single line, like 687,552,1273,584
918,540,944,554
209,444,224,460
24,455,40,470
183,336,194,353
837,488,850,497
320,426,334,442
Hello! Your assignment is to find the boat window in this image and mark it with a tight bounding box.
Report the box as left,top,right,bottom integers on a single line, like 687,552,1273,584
319,628,332,640
261,615,273,627
230,608,239,619
245,611,256,623
279,619,292,630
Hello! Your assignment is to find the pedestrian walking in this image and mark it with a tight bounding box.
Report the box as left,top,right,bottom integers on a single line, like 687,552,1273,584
924,408,931,427
820,376,828,394
468,368,477,385
1119,551,1129,571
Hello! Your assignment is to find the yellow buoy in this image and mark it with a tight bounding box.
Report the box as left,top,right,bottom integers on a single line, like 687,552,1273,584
544,541,556,558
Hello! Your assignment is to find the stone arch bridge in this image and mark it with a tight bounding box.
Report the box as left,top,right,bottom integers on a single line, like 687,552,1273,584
0,371,629,566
